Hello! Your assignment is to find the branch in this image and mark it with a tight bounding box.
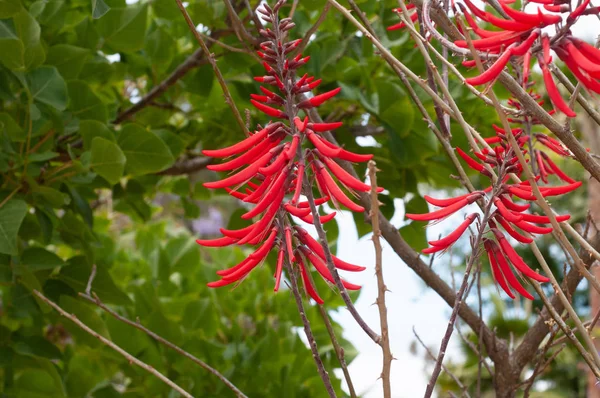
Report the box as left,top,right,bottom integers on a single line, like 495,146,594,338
113,49,208,124
156,156,213,175
294,3,332,55
80,292,248,397
33,290,194,398
413,327,471,398
369,161,392,398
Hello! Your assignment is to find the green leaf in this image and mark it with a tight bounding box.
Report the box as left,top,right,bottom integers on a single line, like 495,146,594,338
21,247,64,270
15,368,63,398
26,66,68,110
0,19,24,70
45,44,90,80
91,0,110,19
12,336,62,360
0,199,27,255
399,222,427,252
117,124,174,176
0,0,20,18
59,295,111,347
0,112,24,141
404,194,429,216
153,129,185,158
144,27,175,72
79,120,114,150
90,137,125,185
67,80,108,122
5,9,45,71
31,186,70,208
96,4,148,53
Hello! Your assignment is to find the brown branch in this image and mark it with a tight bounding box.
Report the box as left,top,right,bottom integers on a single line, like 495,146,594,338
80,292,248,397
113,49,209,124
223,0,257,45
369,161,392,398
156,156,213,175
294,3,332,55
413,327,471,398
174,0,250,136
33,290,194,398
349,125,385,137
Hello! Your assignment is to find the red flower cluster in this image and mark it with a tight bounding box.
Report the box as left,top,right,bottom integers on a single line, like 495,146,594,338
406,124,581,300
197,2,377,302
456,0,600,117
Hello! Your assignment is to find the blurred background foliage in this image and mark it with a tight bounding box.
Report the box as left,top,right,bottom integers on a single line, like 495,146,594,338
0,0,591,396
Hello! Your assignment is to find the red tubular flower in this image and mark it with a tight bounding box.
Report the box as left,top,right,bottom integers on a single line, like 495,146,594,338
484,239,516,299
197,3,373,298
406,192,482,222
427,213,478,249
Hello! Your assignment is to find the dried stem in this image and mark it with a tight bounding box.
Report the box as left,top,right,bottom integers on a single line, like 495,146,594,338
33,290,194,398
368,161,392,398
294,3,332,55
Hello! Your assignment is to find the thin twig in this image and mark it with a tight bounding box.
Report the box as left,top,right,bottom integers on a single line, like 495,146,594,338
304,186,381,345
174,0,250,136
413,327,471,398
33,290,194,398
424,192,498,398
369,160,392,398
81,292,248,397
285,260,337,398
85,264,97,296
295,3,332,54
113,49,209,124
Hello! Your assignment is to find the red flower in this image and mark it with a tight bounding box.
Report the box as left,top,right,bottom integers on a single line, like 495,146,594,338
197,3,379,301
406,119,579,300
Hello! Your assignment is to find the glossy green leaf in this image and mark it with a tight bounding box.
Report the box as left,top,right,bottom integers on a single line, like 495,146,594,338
96,4,147,53
67,80,108,122
0,199,27,255
79,120,114,150
26,66,68,110
90,137,125,185
21,247,64,270
45,44,90,79
91,0,109,19
117,124,174,175
0,0,20,18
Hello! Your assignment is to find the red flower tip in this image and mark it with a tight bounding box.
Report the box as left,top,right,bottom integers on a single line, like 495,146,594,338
250,99,287,118
298,87,341,109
